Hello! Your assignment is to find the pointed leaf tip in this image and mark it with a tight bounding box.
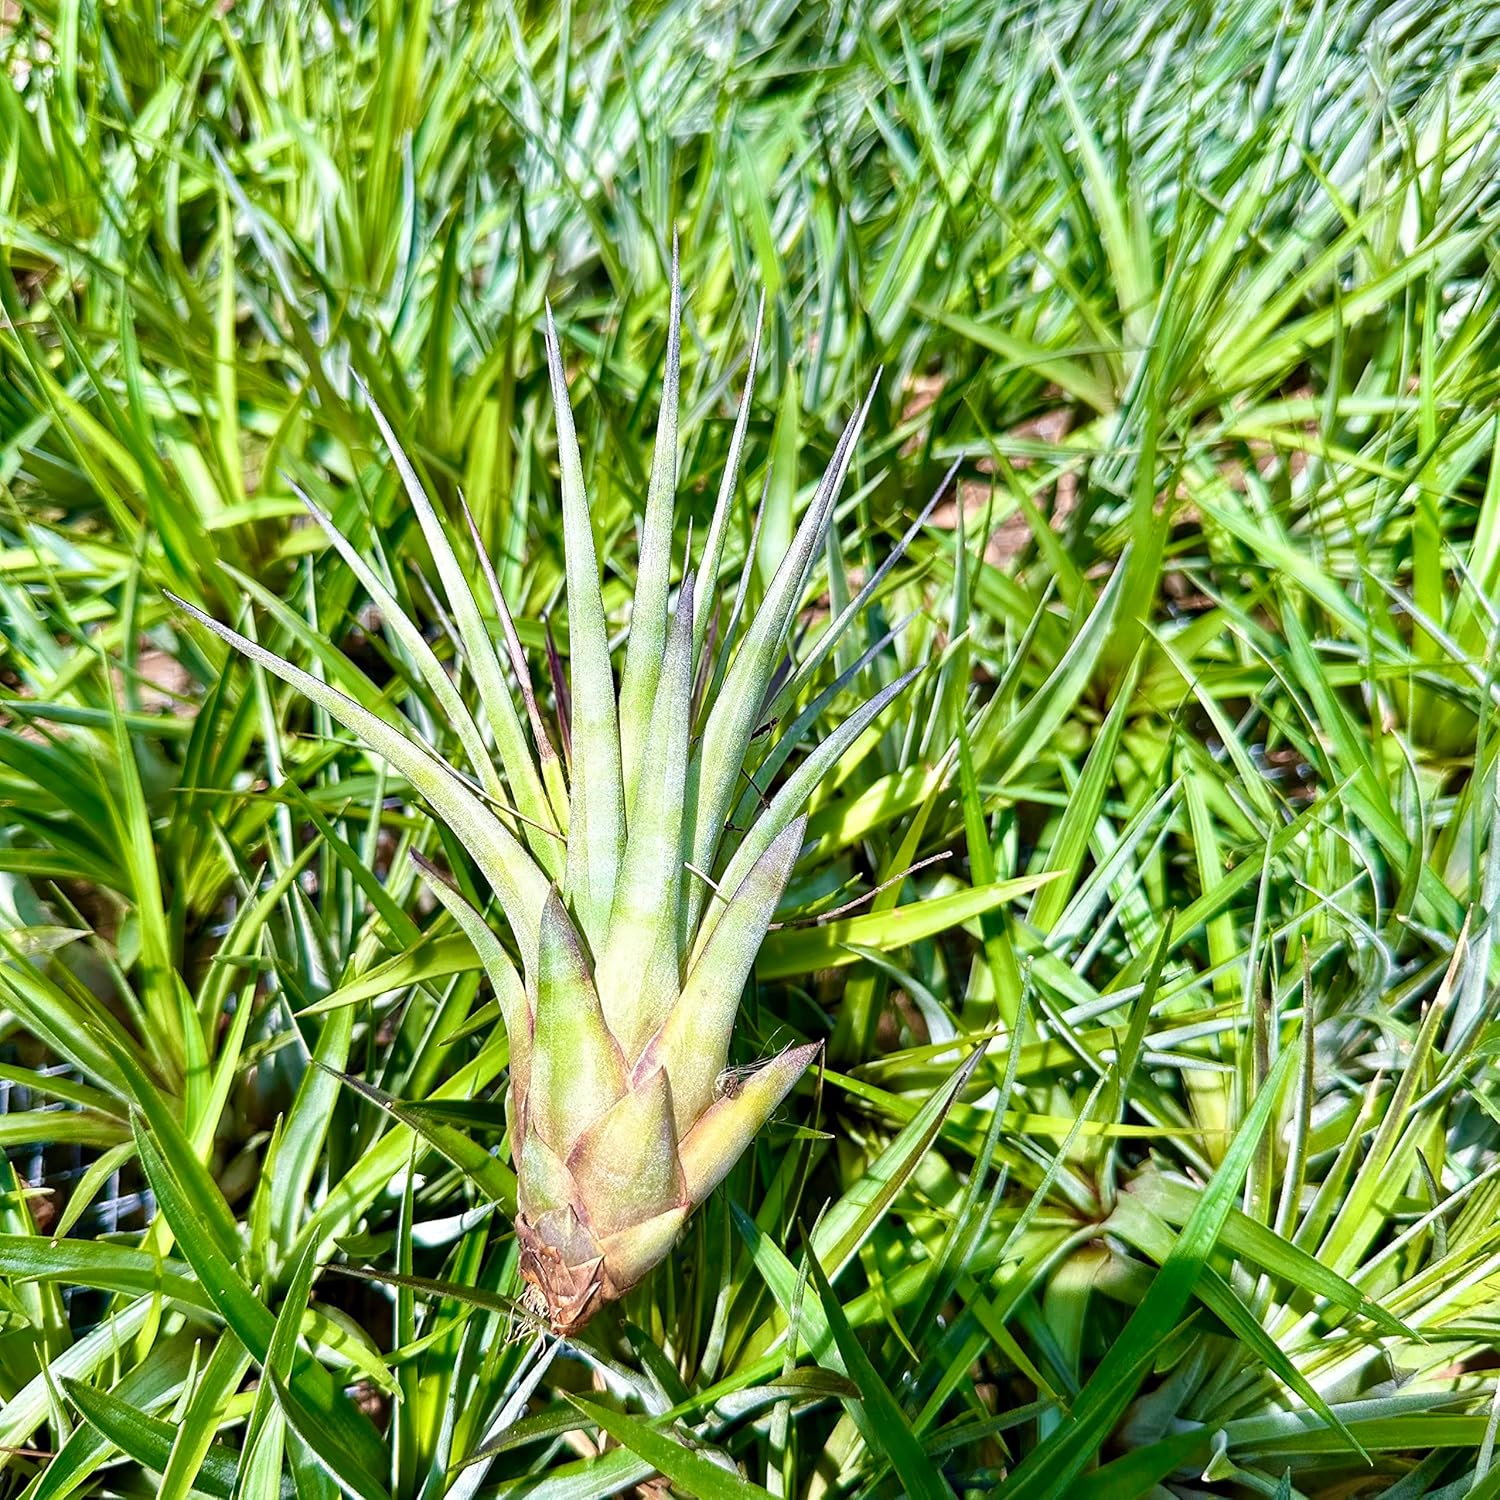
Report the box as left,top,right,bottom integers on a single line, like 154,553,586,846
648,815,807,1133
530,888,627,1156
166,589,549,953
567,1065,684,1234
679,1041,821,1207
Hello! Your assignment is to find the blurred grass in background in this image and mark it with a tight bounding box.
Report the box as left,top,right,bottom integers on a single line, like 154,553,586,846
3,0,1500,1494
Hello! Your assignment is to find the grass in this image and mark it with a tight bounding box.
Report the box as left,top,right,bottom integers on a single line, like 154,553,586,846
2,0,1500,1495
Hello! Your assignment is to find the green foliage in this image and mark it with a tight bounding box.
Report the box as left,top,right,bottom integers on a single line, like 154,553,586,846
2,0,1499,1496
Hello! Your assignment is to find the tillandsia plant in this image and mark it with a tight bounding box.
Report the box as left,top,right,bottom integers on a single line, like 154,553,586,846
171,267,926,1334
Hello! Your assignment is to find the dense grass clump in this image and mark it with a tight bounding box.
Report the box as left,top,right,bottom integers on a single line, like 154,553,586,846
2,1,1499,1495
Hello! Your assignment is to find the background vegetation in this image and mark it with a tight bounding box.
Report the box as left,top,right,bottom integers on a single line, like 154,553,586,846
3,0,1500,1494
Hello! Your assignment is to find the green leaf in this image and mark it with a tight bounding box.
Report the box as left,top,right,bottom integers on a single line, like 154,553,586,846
168,592,549,958
361,386,556,862
618,243,681,808
996,1035,1301,1498
131,1119,389,1484
528,887,627,1155
323,1066,517,1210
687,383,875,925
545,308,626,949
63,1378,241,1499
268,1371,392,1500
158,1335,254,1500
34,1338,201,1500
564,1396,775,1500
803,1249,954,1500
758,875,1053,978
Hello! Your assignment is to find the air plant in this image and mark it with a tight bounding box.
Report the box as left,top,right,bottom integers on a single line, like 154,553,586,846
171,265,924,1333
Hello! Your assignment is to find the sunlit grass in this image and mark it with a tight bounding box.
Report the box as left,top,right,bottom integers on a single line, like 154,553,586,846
1,1,1498,1496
